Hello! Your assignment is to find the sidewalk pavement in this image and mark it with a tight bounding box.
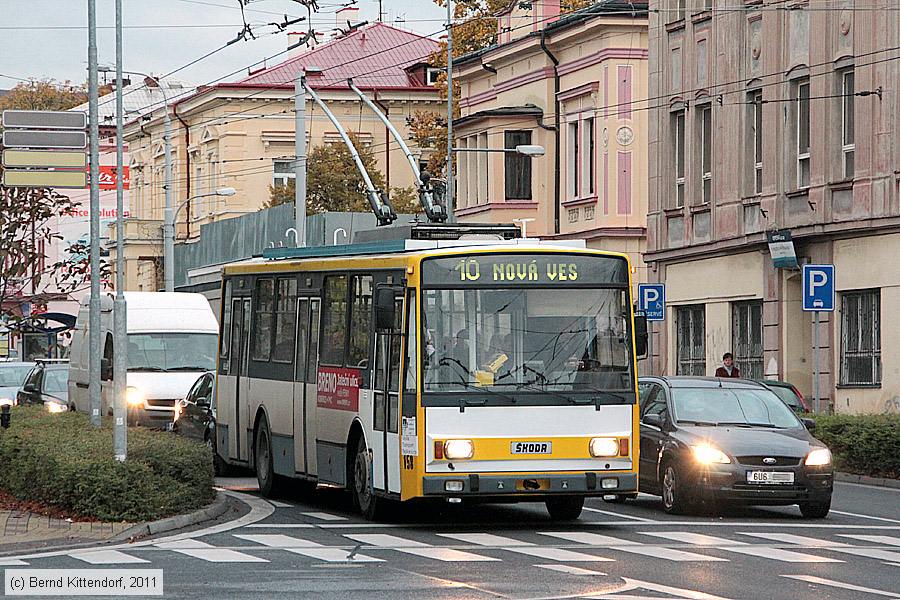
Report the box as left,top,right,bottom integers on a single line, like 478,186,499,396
0,510,131,553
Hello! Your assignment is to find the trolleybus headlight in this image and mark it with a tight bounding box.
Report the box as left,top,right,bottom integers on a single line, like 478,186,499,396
444,439,474,460
805,447,832,466
589,437,619,458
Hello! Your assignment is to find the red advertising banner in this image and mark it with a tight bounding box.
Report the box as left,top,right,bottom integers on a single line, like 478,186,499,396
97,165,130,190
316,367,361,411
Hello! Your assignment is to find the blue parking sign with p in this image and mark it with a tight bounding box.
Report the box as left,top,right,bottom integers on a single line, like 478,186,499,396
638,283,665,321
802,264,835,312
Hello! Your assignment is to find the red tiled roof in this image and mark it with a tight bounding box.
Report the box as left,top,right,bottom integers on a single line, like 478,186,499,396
238,22,440,91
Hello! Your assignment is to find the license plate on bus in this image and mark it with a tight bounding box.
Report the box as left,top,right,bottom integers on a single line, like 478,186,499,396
511,441,552,455
746,470,794,484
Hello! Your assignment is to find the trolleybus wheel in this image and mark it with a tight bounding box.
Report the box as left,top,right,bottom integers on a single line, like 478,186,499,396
545,496,584,521
256,419,283,497
352,437,382,520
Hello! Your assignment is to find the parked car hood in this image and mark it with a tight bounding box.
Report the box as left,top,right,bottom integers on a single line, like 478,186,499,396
127,371,208,400
676,425,819,458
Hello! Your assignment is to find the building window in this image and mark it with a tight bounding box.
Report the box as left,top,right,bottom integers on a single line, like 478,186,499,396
672,0,685,21
273,278,297,363
748,91,763,194
504,130,532,200
347,275,373,369
841,69,855,179
584,117,595,196
584,205,595,220
568,208,579,223
273,159,295,188
795,79,811,188
672,110,685,208
567,121,580,199
732,301,763,379
699,105,712,204
426,67,442,86
252,278,275,362
676,305,705,375
840,290,881,386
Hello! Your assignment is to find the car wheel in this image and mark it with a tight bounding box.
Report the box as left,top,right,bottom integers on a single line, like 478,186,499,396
352,436,382,520
545,496,584,521
207,432,230,477
255,419,283,498
661,461,695,515
799,497,831,519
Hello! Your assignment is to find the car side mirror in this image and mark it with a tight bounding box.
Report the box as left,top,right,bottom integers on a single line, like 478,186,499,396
23,383,36,393
633,314,648,359
196,395,210,408
642,413,663,428
802,418,816,432
374,286,397,332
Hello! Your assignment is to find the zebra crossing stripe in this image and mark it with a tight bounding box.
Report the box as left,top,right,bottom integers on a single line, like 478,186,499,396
343,533,499,562
155,539,267,563
639,531,841,563
783,575,900,598
70,550,149,564
541,532,727,562
536,564,607,576
438,533,613,562
302,512,348,521
737,532,850,547
741,532,900,562
839,534,900,547
0,559,28,566
234,533,382,562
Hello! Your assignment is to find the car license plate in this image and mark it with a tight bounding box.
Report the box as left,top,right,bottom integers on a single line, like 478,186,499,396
747,470,794,484
511,441,552,454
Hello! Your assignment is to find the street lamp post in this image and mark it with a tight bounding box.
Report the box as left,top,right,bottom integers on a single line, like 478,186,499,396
450,145,546,157
166,189,237,282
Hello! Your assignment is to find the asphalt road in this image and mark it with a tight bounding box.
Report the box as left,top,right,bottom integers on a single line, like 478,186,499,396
2,479,899,599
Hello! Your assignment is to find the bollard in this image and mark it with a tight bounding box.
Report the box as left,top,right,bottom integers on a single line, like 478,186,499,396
1,404,10,429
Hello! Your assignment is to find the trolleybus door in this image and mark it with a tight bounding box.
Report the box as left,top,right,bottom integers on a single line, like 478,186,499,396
229,297,252,462
373,294,403,494
293,296,321,476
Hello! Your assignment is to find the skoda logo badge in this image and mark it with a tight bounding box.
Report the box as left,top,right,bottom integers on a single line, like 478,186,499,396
763,457,777,465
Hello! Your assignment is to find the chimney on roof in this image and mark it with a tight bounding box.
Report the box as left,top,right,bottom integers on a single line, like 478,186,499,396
287,31,323,58
497,0,560,45
336,6,359,32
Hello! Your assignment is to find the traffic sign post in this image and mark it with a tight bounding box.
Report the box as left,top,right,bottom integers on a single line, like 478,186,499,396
803,265,835,414
1,109,89,189
638,284,666,321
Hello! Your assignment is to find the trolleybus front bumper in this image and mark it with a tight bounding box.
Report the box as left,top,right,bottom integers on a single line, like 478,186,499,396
422,472,637,497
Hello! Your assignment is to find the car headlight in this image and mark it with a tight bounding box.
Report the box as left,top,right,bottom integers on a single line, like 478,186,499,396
46,402,67,413
126,386,145,407
805,447,832,466
692,444,731,464
589,437,619,458
444,439,474,460
0,397,14,407
173,401,183,423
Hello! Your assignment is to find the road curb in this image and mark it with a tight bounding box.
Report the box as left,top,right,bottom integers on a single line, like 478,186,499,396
835,471,900,489
111,491,230,542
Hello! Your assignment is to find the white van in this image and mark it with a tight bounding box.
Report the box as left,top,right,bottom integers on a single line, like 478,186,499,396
68,292,219,427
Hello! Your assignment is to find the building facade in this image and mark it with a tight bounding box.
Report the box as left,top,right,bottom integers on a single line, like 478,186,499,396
647,0,900,413
119,22,442,290
453,0,649,278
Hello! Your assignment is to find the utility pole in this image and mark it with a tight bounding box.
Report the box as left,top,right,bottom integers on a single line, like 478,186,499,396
294,70,307,248
161,92,174,291
113,0,127,461
87,0,102,428
445,0,454,222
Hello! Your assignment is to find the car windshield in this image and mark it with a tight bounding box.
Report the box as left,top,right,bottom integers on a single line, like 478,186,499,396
127,333,217,372
0,365,33,387
422,287,633,396
767,385,802,409
671,387,802,428
43,368,68,394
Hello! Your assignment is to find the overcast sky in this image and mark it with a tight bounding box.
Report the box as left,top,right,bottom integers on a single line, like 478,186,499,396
0,0,446,89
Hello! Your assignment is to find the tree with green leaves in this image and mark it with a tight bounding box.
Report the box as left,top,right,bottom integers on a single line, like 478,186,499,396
266,134,421,215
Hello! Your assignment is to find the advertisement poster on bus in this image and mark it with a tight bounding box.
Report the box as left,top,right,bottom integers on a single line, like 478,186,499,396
316,367,361,411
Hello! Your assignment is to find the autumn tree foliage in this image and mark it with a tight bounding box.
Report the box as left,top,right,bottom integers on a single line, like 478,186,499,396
266,134,421,215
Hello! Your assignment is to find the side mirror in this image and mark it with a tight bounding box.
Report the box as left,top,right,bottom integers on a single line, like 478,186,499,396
100,358,113,381
374,286,397,332
634,314,649,358
802,418,816,432
22,383,37,393
642,413,663,428
196,394,210,408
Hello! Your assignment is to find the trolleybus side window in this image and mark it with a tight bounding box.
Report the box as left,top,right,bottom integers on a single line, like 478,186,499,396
348,275,374,369
307,299,321,382
220,279,233,367
321,275,348,366
273,277,298,363
403,292,417,418
252,278,275,362
295,299,309,381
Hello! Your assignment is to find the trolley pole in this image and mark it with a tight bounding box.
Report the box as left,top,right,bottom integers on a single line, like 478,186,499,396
294,70,307,248
113,0,128,460
445,0,454,222
87,0,102,428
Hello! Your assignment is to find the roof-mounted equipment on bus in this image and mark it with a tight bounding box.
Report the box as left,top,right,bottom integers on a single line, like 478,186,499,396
302,80,397,226
348,79,448,224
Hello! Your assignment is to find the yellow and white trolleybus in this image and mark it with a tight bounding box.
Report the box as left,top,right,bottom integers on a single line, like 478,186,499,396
214,229,647,520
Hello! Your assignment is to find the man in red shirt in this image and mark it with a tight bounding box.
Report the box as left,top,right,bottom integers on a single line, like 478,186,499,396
714,353,741,378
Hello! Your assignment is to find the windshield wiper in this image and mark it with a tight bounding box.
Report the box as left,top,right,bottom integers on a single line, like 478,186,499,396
715,421,780,428
166,366,212,371
428,380,519,410
127,366,167,372
676,420,718,426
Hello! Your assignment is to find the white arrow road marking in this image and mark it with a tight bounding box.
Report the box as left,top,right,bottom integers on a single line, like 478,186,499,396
234,534,381,562
783,575,900,598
